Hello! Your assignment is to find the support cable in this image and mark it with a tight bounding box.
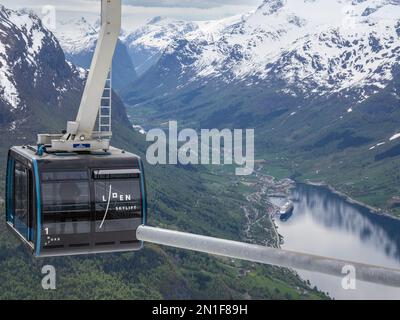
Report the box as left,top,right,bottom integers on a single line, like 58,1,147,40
137,225,400,288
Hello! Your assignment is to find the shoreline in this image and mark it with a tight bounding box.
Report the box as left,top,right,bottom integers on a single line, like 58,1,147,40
303,180,400,221
269,214,281,249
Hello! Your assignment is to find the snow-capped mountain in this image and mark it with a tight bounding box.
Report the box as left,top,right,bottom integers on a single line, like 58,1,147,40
0,6,131,147
56,17,98,58
128,0,400,103
54,17,137,90
121,16,200,75
122,0,400,178
0,5,84,129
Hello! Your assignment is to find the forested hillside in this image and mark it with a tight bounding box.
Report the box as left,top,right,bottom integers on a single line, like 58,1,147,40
0,5,324,300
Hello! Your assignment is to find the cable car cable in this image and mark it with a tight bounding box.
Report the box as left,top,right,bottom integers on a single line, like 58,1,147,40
136,226,400,288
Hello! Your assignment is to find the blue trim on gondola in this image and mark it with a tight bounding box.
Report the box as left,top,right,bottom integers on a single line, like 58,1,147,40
33,160,41,257
37,145,46,157
6,156,14,223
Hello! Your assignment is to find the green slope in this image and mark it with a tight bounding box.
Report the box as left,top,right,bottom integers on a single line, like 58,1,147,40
0,93,325,300
124,67,400,217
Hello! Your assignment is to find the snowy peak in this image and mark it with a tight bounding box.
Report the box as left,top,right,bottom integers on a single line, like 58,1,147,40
146,0,400,100
123,16,199,52
54,16,138,89
253,0,400,26
0,6,56,109
0,6,51,63
146,16,167,25
121,17,201,74
0,6,81,115
120,14,248,75
55,17,99,55
258,0,286,15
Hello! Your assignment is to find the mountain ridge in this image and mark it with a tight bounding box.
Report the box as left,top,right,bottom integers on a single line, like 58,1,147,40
54,16,138,90
121,16,201,75
127,0,400,99
122,0,400,215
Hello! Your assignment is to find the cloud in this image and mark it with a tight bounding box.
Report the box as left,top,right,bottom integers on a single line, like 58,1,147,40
1,0,260,12
122,0,259,9
0,0,260,29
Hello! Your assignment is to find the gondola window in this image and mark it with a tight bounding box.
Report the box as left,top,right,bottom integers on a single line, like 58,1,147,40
41,171,91,235
14,162,30,239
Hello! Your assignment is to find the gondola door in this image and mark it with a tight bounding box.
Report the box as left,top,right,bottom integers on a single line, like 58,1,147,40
7,157,34,246
40,170,92,254
91,169,143,251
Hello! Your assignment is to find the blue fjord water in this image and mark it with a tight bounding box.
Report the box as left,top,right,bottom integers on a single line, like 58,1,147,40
274,184,400,300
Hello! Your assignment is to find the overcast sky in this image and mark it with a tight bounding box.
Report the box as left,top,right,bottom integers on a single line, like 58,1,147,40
0,0,261,29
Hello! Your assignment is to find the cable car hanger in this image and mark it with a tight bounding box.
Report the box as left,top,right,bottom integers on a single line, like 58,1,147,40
4,0,400,288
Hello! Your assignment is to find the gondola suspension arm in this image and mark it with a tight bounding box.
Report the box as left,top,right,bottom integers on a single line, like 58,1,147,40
37,0,121,152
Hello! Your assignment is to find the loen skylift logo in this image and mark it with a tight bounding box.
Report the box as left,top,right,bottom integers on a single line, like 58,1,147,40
99,185,137,229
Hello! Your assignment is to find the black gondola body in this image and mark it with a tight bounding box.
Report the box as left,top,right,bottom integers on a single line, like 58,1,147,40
5,146,147,257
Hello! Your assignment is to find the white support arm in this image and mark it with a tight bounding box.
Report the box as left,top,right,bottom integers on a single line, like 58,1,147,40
73,0,121,139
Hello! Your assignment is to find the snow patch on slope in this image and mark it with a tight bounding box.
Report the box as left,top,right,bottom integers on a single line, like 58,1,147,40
0,6,48,109
163,0,400,96
0,42,19,109
369,141,386,150
390,133,400,141
55,17,98,55
122,16,199,53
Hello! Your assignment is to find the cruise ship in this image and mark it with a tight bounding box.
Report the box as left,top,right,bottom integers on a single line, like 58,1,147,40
279,201,294,221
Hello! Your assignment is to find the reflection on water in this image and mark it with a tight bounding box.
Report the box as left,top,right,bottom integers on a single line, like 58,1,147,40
275,184,400,300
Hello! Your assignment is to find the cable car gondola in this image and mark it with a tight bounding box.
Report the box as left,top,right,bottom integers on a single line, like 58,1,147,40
6,146,147,257
4,0,147,257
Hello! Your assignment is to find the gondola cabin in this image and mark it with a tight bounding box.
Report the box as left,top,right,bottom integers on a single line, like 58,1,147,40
5,146,147,257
